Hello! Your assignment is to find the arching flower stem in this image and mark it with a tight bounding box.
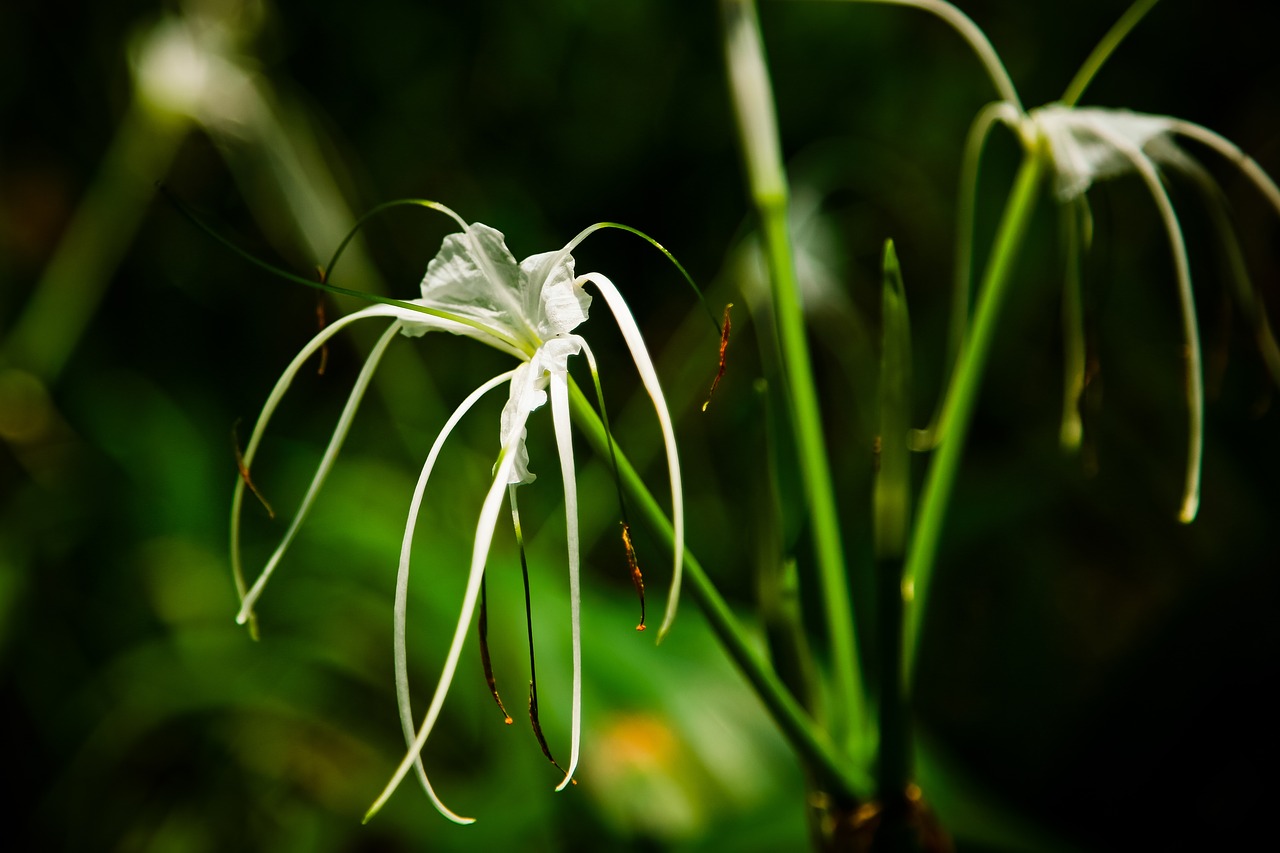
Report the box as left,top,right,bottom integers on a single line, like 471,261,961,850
903,147,1048,682
566,378,874,801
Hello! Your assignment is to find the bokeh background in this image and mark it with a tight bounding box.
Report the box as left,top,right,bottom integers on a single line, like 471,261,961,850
2,0,1277,850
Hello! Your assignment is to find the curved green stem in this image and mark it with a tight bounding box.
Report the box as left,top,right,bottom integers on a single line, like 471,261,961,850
1061,0,1163,107
818,0,1024,114
903,145,1047,682
568,380,872,801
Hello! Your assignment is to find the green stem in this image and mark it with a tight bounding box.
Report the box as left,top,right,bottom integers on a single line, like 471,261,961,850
568,381,872,801
1060,0,1163,108
722,0,865,749
3,104,185,382
874,241,912,810
761,208,866,741
903,145,1046,681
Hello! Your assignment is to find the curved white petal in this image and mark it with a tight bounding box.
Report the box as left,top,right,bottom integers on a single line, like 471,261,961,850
1088,122,1203,522
577,272,684,640
548,368,582,791
393,370,515,825
1168,119,1280,219
234,307,407,626
366,364,543,823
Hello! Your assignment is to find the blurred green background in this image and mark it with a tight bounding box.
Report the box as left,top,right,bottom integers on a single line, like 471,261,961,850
2,1,1277,850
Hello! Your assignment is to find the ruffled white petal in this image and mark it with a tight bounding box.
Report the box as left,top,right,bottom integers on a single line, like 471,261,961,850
1035,105,1174,201
417,223,529,344
520,250,590,339
498,362,547,486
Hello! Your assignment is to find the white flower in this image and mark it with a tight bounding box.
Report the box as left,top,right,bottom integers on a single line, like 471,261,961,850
951,100,1280,523
230,209,685,824
1027,105,1280,522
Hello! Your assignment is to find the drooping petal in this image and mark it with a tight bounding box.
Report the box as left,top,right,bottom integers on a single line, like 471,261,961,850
1169,119,1280,218
366,364,544,824
1085,119,1203,522
393,370,515,825
547,365,582,791
233,306,416,628
577,272,684,640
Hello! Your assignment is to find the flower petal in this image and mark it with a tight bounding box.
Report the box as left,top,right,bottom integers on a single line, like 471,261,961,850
499,362,547,485
393,370,515,825
548,368,582,791
416,223,531,346
233,307,408,628
366,364,544,823
1084,119,1203,522
520,250,590,339
1036,106,1174,200
577,272,684,640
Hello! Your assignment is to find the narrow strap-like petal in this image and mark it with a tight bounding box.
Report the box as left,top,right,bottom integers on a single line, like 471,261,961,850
577,272,684,639
1170,119,1280,218
366,364,543,823
548,369,582,791
1090,122,1202,522
233,307,408,627
393,370,515,825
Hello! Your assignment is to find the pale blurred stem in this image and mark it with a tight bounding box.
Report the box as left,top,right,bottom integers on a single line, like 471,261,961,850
903,148,1046,680
722,0,865,750
1060,198,1087,450
567,381,872,802
3,105,185,382
1177,154,1280,387
875,240,911,811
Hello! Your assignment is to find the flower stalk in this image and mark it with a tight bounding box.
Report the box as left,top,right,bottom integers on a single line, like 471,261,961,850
567,381,874,800
722,0,867,755
903,140,1047,681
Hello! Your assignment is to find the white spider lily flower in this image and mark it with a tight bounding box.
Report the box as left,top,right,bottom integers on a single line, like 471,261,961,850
1026,105,1280,523
230,212,685,825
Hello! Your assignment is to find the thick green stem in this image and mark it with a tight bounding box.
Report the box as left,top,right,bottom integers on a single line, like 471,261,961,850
568,382,872,801
723,0,865,750
903,146,1046,681
761,208,866,742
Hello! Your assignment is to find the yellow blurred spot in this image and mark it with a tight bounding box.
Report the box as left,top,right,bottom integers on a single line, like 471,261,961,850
596,712,678,777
